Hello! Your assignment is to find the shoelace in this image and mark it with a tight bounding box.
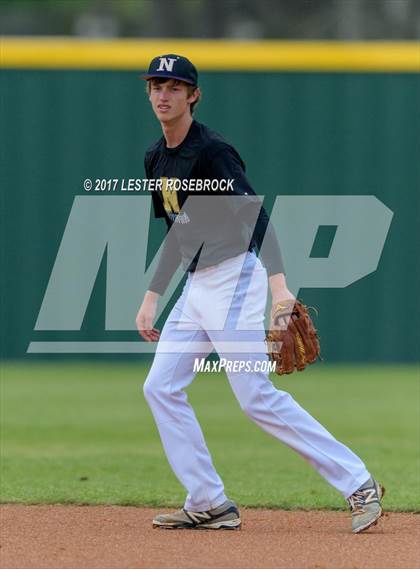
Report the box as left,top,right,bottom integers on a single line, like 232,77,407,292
348,489,369,514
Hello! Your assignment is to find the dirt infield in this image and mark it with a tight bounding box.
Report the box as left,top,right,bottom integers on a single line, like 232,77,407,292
1,505,419,569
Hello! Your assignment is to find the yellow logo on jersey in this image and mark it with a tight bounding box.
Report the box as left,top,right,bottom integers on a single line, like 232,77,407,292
161,177,180,214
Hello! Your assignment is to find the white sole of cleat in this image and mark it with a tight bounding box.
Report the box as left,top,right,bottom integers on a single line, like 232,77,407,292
199,519,241,530
153,518,241,530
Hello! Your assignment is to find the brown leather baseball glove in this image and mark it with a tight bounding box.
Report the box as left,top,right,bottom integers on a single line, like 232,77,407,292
265,299,321,375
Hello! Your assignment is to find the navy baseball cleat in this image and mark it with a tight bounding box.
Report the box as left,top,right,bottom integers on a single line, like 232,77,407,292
152,499,241,530
347,477,385,533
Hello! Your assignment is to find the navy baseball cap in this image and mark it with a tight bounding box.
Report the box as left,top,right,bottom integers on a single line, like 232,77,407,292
142,54,198,86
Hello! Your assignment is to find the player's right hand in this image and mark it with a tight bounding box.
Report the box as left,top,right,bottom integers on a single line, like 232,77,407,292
136,291,160,342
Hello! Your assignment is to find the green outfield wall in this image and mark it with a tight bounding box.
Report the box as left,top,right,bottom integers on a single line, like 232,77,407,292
1,41,419,361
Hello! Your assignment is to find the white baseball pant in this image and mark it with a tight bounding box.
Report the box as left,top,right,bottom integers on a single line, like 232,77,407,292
143,251,370,511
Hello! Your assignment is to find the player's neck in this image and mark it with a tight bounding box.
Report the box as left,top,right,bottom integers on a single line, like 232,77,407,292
161,114,193,149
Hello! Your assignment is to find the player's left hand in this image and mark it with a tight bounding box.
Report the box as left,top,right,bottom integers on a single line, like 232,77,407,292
266,299,321,375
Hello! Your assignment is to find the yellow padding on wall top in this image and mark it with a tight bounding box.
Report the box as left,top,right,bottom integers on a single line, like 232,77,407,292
1,38,419,71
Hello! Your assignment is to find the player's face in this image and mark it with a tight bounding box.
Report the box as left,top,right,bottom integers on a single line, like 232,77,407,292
149,79,197,123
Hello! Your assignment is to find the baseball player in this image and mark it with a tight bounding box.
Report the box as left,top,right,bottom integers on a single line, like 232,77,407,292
136,54,384,533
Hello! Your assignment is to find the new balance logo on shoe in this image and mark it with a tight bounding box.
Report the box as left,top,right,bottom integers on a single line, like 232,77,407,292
186,511,212,523
363,488,379,504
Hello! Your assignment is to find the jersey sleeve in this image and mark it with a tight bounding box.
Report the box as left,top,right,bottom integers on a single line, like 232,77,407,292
151,192,166,219
148,228,182,295
144,152,181,293
203,143,286,276
145,153,166,219
204,143,261,214
249,205,286,276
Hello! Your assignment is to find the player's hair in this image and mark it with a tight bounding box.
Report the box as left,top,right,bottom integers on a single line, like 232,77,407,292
146,78,201,115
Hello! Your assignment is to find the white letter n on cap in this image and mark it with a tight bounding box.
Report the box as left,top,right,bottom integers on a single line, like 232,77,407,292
157,57,177,72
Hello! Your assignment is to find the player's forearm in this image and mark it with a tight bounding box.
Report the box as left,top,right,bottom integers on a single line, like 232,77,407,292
269,273,294,301
144,290,160,303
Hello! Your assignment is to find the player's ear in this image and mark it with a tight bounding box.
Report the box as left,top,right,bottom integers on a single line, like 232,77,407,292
187,86,201,105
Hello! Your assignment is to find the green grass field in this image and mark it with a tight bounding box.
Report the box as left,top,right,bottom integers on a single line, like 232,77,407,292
1,362,418,511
